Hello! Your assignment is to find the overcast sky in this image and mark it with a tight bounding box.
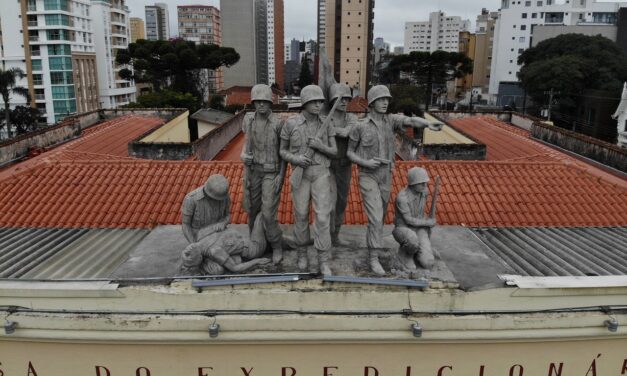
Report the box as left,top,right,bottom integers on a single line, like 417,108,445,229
127,0,621,47
128,0,501,47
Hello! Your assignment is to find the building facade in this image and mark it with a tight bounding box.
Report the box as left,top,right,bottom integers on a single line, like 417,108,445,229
130,17,145,43
177,5,223,94
0,0,101,124
472,9,499,95
320,0,375,96
488,0,627,103
221,0,284,88
404,12,470,53
145,3,169,41
91,0,135,109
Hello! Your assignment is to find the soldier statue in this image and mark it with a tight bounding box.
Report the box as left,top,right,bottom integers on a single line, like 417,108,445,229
180,174,271,275
328,83,358,246
393,167,437,271
280,85,338,276
182,174,231,245
347,85,444,275
241,84,286,264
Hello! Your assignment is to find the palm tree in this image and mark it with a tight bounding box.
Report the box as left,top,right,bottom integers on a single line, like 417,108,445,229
0,67,30,139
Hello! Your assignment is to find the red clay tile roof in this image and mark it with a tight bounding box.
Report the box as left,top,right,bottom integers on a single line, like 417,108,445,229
214,132,245,161
0,115,164,180
1,159,625,229
447,116,627,187
347,97,368,113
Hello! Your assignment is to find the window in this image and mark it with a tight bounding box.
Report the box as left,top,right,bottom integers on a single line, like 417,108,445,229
33,74,43,85
49,56,72,70
44,0,69,11
51,85,75,100
537,1,542,5
521,25,527,30
45,14,70,26
48,44,71,56
31,59,42,71
532,13,537,18
519,36,526,42
525,0,531,5
522,13,528,18
53,99,76,116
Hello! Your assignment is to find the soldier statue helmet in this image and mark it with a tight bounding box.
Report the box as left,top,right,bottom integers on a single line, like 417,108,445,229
407,167,430,186
329,83,352,103
300,85,326,106
367,85,393,106
251,84,273,103
203,175,229,200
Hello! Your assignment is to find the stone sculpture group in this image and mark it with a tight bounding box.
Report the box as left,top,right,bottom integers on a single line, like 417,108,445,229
181,83,444,277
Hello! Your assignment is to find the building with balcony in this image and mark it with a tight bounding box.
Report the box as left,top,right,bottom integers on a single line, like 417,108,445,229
177,5,223,95
130,17,145,43
145,3,169,41
488,0,627,105
319,0,375,96
404,11,471,54
91,0,136,109
0,0,99,124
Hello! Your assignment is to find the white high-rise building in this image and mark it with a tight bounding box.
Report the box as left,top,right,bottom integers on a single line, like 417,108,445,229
404,12,470,53
0,0,135,125
489,0,627,103
145,3,170,41
91,0,135,109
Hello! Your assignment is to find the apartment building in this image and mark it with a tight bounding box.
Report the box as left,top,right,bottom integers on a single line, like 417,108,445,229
489,0,627,104
404,11,471,53
91,0,135,109
145,3,169,41
130,17,145,43
177,5,223,94
0,0,99,124
320,0,375,95
221,0,284,88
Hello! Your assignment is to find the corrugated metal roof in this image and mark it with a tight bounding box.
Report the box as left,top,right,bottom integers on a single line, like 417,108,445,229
0,228,148,279
473,227,627,277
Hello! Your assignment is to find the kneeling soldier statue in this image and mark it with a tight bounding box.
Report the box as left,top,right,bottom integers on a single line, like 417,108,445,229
393,167,439,271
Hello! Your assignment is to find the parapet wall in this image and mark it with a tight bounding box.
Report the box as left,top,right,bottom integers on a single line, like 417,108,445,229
531,122,627,173
0,108,186,166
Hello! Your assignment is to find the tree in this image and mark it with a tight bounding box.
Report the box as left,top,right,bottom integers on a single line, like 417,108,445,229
124,90,201,113
0,67,30,139
116,39,239,100
9,106,41,135
389,84,425,116
386,51,473,110
518,34,627,116
298,55,313,89
209,95,225,110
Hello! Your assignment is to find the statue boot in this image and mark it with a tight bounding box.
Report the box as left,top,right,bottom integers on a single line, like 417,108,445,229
271,242,283,264
319,249,332,276
297,248,308,271
369,249,386,276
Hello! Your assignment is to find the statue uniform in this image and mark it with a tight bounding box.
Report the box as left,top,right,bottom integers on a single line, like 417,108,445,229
392,187,434,268
329,112,358,242
348,113,408,249
242,111,284,249
280,113,335,252
181,187,230,243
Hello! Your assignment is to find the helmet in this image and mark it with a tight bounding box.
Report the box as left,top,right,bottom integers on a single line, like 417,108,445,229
251,84,273,103
300,85,326,106
407,167,429,185
203,175,229,200
367,85,392,106
329,83,352,102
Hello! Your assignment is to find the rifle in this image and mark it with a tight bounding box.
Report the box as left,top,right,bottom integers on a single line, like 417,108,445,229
429,176,441,219
242,116,255,212
290,97,341,187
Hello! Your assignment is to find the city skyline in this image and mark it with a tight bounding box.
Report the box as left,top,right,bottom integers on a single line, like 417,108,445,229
127,0,509,47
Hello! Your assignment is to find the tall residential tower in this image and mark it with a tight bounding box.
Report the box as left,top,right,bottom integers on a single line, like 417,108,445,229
319,0,375,96
177,5,223,94
220,0,284,88
145,3,170,41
